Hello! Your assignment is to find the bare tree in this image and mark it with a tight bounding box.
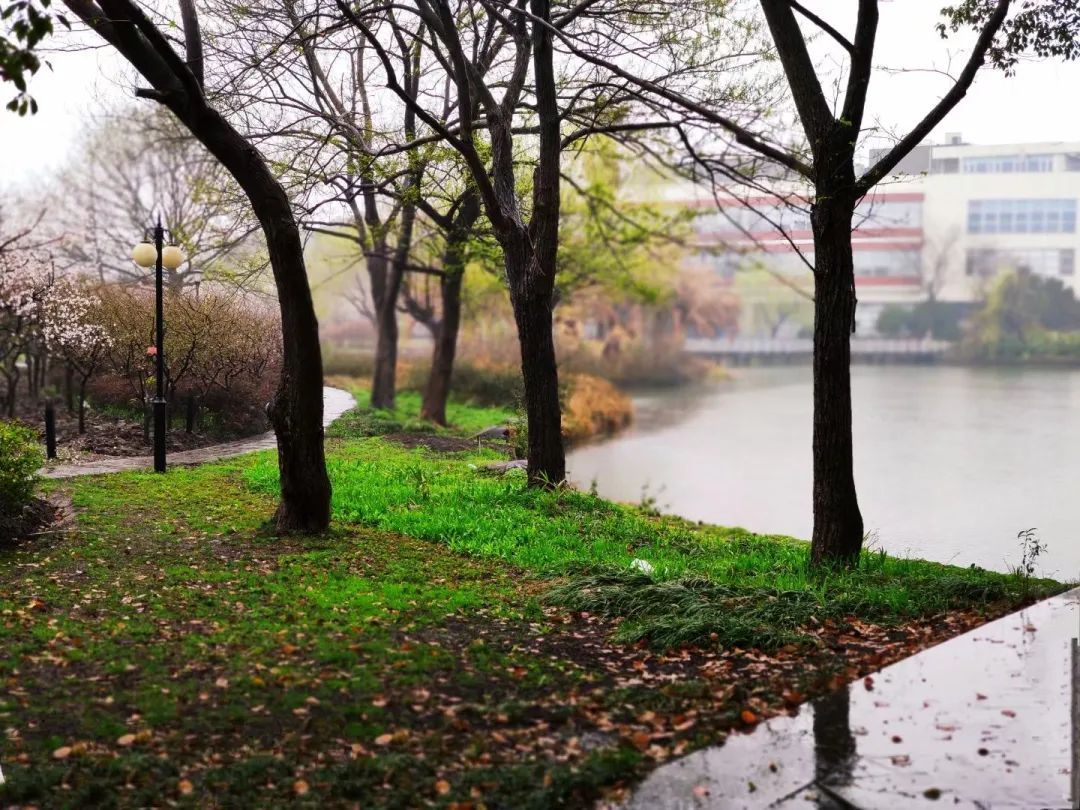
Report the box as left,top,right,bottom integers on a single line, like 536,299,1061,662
560,0,1080,564
60,0,331,532
53,107,267,294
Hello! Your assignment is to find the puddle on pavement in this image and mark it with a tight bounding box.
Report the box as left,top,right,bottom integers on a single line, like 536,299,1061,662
627,589,1080,809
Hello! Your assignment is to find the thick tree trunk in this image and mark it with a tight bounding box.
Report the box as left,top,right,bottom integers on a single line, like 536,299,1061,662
810,197,864,566
180,103,331,533
421,269,462,426
504,233,565,488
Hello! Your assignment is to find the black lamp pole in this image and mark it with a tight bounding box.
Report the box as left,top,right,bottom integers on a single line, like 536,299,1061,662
153,216,167,473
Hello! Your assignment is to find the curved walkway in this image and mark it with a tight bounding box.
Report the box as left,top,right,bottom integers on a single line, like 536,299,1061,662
42,387,355,480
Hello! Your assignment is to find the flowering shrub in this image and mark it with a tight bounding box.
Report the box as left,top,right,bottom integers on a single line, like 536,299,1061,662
0,253,51,415
0,255,111,424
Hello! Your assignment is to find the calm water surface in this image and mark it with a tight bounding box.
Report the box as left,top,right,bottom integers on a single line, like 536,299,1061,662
567,366,1080,578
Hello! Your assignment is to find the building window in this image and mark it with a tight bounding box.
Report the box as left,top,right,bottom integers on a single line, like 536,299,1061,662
962,154,1055,173
932,158,960,174
968,199,1078,235
967,248,1076,278
853,249,921,278
1066,154,1080,172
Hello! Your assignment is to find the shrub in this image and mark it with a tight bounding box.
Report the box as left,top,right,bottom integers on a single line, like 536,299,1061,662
0,420,41,528
402,360,524,408
88,286,281,435
322,347,375,378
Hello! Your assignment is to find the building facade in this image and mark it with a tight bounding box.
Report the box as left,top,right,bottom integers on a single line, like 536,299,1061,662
688,136,1080,336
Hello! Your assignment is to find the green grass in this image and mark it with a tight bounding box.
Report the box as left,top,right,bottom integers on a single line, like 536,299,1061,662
328,387,513,439
248,420,1063,649
3,461,646,807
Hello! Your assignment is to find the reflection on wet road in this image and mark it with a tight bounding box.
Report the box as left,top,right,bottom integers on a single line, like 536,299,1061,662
627,589,1080,809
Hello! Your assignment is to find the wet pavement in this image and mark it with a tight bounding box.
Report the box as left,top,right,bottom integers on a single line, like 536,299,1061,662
43,387,355,478
627,588,1080,809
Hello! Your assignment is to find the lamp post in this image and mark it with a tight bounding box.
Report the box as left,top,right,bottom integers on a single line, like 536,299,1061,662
131,217,186,473
189,267,204,301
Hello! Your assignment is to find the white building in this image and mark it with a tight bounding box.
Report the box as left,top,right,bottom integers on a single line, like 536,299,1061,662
688,135,1080,336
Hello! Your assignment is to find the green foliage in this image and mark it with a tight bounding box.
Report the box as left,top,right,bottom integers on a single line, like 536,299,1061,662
941,1,1080,76
0,0,63,115
0,419,40,524
556,138,690,305
963,269,1080,360
875,301,964,341
401,360,523,409
327,386,513,439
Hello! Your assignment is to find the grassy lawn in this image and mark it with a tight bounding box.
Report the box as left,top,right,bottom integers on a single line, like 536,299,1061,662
0,383,1065,807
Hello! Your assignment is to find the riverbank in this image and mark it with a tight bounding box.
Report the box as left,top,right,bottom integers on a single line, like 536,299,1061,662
570,365,1080,577
328,371,634,448
0,392,1063,807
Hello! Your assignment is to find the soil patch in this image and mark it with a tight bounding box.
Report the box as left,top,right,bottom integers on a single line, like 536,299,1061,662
383,431,508,454
0,495,63,543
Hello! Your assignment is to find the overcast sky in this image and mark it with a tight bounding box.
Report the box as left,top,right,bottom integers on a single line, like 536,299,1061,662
1,0,1078,192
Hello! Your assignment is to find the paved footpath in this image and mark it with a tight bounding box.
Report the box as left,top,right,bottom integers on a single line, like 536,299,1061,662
42,387,355,480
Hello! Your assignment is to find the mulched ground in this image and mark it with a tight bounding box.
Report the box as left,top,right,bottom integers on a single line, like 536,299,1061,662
11,399,265,460
0,496,60,544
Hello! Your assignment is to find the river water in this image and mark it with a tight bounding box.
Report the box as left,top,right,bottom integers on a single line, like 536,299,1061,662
567,366,1080,579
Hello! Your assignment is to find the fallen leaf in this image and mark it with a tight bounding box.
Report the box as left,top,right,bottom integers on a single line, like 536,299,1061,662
435,779,451,796
740,709,758,725
293,779,309,796
214,677,229,689
692,785,710,798
630,730,651,751
116,733,136,747
52,746,72,760
1001,709,1016,718
178,779,194,796
375,733,394,746
891,754,912,767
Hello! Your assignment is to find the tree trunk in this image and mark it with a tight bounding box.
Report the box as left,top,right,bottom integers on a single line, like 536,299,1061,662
810,197,864,566
366,236,395,410
78,380,88,435
421,193,479,426
370,295,399,410
421,269,462,426
179,103,331,533
505,233,565,488
65,364,75,413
